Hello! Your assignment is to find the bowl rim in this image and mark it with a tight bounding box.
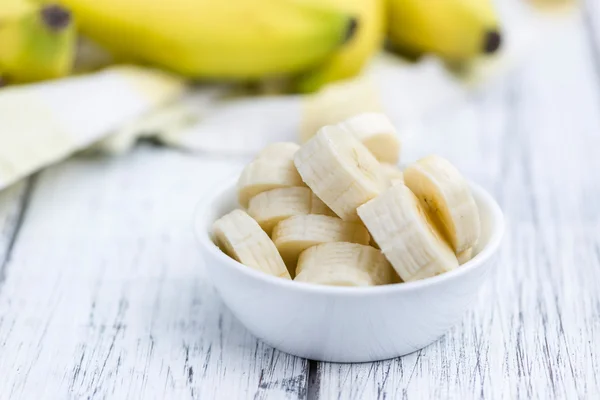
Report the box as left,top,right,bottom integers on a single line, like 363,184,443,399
194,176,505,296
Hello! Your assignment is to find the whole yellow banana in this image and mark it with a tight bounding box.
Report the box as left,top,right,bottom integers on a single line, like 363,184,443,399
58,0,357,79
296,0,385,93
0,0,75,83
387,0,501,62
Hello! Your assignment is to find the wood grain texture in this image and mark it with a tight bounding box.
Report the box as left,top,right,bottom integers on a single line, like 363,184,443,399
314,12,600,400
0,149,308,400
0,180,33,284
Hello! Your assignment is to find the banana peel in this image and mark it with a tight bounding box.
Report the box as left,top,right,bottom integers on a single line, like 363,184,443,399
295,0,385,93
387,0,502,63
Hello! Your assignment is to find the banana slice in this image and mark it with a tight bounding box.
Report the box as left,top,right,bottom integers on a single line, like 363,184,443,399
457,247,474,265
300,76,382,143
247,187,334,235
294,125,387,221
296,265,373,286
257,142,300,160
404,155,480,254
212,210,291,279
380,162,404,186
295,242,397,286
357,184,458,282
237,159,305,208
238,142,306,207
272,214,370,269
337,113,401,164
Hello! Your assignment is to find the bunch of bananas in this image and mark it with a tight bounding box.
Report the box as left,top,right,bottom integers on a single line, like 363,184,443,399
1,0,502,91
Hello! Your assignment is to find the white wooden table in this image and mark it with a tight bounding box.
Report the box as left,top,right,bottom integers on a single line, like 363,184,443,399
1,7,599,400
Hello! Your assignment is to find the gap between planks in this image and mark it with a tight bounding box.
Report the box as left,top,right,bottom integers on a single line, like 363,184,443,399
307,360,320,400
0,176,36,285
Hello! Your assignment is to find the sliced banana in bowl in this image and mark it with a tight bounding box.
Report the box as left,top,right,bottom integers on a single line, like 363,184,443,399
358,184,459,282
271,214,370,271
294,125,387,221
237,142,306,207
196,112,505,362
380,162,404,186
195,172,504,362
295,242,398,286
212,209,291,279
247,187,334,235
337,112,401,164
404,155,481,255
457,247,474,264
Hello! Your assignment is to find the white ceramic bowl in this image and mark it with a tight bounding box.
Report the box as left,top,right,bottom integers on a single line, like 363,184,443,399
195,178,504,363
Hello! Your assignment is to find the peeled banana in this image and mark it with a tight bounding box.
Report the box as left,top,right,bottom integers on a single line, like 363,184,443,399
337,112,401,164
404,155,480,254
294,124,387,221
247,187,334,235
357,184,459,282
271,214,370,270
302,110,402,165
387,0,502,62
295,242,396,286
215,114,483,285
0,0,75,83
212,209,291,279
59,0,357,79
380,163,404,186
457,247,474,265
237,142,306,207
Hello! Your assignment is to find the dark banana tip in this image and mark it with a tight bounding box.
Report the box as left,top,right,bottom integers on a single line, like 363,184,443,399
483,30,502,54
41,4,72,32
343,17,359,44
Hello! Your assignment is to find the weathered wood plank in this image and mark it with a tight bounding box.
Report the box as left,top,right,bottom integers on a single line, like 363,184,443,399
0,180,32,284
314,13,600,400
0,148,309,400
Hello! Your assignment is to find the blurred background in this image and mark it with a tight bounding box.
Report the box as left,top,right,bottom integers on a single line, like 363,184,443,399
0,0,582,188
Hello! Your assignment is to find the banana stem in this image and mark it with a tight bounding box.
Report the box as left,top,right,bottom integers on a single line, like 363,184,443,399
483,30,502,54
41,4,72,32
343,18,359,45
